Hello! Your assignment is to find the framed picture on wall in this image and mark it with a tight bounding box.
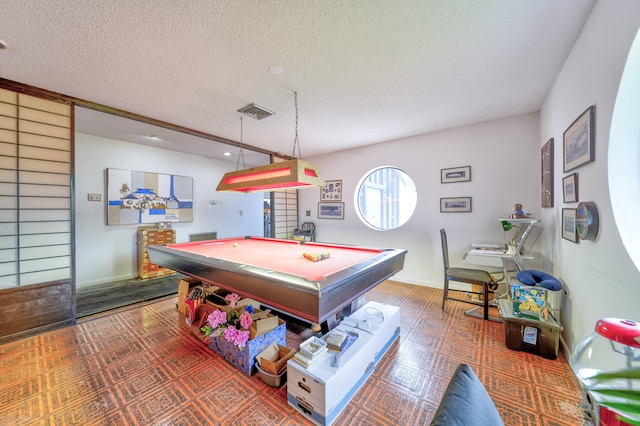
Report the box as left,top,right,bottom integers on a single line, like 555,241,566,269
562,208,578,243
440,197,472,213
541,138,554,207
106,168,193,225
318,202,344,219
320,180,342,201
563,173,579,203
564,105,595,172
441,166,471,183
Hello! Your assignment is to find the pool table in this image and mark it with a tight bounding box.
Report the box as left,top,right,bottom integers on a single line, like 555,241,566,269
146,236,406,325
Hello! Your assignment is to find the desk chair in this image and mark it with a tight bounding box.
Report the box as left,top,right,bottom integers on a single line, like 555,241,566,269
441,229,500,321
300,222,316,242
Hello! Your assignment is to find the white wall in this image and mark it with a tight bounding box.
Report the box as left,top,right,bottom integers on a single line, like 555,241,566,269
74,133,264,286
540,0,640,350
300,112,541,287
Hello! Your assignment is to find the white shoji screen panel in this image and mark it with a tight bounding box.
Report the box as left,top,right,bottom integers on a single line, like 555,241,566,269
272,188,298,239
271,156,299,240
0,88,72,289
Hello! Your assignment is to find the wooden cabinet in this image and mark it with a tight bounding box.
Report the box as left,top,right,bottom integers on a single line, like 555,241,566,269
137,227,176,279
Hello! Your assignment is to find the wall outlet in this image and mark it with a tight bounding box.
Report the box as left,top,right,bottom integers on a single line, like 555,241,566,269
88,193,101,201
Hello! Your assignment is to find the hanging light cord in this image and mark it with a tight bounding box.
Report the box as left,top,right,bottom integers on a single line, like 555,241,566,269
235,116,246,171
292,91,302,159
286,91,302,238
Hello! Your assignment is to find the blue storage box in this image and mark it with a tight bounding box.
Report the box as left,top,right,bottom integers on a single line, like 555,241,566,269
209,319,285,376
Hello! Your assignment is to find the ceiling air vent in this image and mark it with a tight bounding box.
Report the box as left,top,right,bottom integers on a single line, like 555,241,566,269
237,103,275,120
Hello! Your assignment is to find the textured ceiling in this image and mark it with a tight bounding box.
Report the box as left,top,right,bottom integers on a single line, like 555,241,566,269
0,0,596,162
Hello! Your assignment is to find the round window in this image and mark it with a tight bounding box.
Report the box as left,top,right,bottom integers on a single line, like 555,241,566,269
609,27,640,272
354,166,417,231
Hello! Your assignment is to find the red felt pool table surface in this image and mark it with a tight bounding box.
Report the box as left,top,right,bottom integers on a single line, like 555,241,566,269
164,237,382,282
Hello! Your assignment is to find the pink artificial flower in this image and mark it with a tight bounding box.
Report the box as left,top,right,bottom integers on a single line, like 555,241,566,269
239,311,252,329
234,330,250,349
208,310,227,328
225,293,241,308
223,326,238,343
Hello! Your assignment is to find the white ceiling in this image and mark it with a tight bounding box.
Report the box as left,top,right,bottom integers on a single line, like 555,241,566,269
1,0,596,163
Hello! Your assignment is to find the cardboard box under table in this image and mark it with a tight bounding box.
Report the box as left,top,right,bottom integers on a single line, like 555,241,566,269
209,315,286,376
178,277,201,314
287,301,400,426
250,309,281,340
258,343,296,375
497,299,562,360
256,343,296,387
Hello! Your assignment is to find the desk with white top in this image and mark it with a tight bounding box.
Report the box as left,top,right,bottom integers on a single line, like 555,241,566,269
463,218,541,282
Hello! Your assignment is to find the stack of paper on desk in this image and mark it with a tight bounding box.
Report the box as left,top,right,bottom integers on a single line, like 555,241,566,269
471,243,501,249
469,243,504,255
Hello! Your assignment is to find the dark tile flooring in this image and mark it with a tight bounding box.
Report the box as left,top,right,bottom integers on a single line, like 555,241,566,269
76,273,187,318
0,281,583,425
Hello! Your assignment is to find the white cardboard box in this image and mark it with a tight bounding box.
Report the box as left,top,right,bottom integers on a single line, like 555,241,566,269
340,301,400,364
287,301,400,425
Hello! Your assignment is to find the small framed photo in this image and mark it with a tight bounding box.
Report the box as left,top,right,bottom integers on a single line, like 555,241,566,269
320,180,342,201
562,208,578,243
564,105,595,172
440,197,472,213
318,202,344,219
563,173,579,203
441,166,471,184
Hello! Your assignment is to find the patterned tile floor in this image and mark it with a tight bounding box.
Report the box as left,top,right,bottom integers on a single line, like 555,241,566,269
0,281,584,425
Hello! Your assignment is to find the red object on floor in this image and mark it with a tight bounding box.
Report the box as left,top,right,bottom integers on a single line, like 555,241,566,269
600,405,634,426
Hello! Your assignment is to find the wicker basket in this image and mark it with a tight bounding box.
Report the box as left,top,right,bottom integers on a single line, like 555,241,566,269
299,336,327,359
